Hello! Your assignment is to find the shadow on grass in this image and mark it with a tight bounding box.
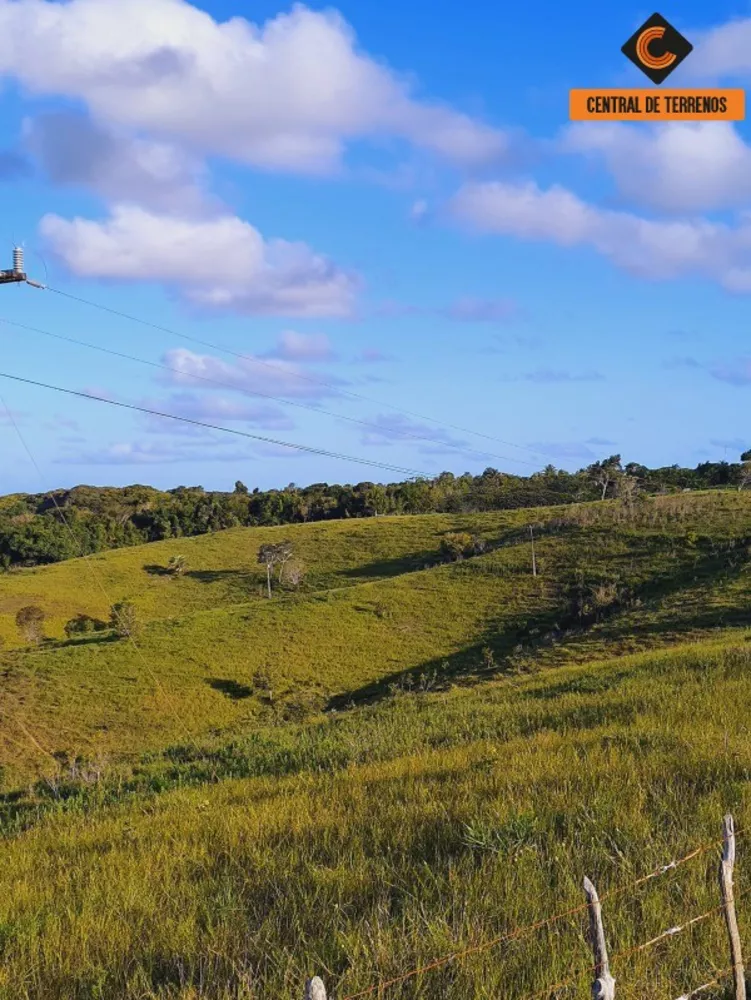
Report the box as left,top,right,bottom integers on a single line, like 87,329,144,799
206,677,253,700
56,632,119,650
143,564,172,577
329,543,751,712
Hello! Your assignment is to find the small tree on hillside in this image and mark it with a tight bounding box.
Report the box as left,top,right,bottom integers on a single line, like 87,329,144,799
275,540,295,583
588,455,623,501
110,601,139,639
284,558,306,590
616,473,641,513
440,532,474,562
234,480,249,495
167,555,187,577
64,613,106,639
739,452,751,491
15,605,45,645
258,543,278,599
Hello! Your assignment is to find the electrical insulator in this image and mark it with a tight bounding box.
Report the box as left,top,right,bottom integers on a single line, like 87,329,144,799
12,247,23,274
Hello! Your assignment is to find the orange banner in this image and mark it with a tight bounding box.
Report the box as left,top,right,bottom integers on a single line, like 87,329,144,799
569,88,745,121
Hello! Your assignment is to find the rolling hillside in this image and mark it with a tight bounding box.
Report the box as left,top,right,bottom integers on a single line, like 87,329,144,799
2,489,751,999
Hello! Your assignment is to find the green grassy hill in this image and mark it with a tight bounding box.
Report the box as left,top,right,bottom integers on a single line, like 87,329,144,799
2,492,751,788
2,489,751,999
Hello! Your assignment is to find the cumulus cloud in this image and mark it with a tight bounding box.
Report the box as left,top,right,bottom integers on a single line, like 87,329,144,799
451,179,751,292
707,357,751,386
263,330,336,363
142,391,295,430
687,17,751,79
59,440,260,465
360,412,466,453
24,110,208,212
40,204,358,317
442,296,517,322
0,0,509,175
159,346,343,401
563,121,751,213
354,348,393,364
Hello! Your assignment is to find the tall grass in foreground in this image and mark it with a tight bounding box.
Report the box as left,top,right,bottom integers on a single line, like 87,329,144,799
2,638,751,999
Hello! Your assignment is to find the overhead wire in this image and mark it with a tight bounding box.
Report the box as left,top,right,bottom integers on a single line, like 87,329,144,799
37,283,548,461
0,313,538,469
0,371,432,478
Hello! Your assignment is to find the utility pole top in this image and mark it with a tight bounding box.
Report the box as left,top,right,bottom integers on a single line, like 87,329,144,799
0,246,26,286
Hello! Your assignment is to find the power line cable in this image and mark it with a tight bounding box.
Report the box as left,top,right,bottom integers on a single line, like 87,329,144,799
0,314,538,469
38,283,547,461
0,370,431,478
0,395,216,765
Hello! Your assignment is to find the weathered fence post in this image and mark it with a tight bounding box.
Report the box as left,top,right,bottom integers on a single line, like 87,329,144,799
584,876,615,1000
304,976,327,1000
529,524,537,577
720,814,746,1000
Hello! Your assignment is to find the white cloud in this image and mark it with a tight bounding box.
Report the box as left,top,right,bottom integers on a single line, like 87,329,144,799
409,199,430,224
0,0,508,175
451,179,751,292
24,110,209,212
564,121,751,213
264,330,336,363
142,391,295,430
160,346,343,401
40,204,358,317
687,17,751,79
360,412,466,453
57,438,256,465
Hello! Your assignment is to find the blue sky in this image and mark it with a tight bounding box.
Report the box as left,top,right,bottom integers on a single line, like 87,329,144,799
0,0,750,493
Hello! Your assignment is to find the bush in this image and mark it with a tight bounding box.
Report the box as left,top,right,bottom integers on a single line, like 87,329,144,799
64,614,107,639
15,605,45,645
109,601,139,639
283,558,305,590
167,555,187,577
440,532,475,562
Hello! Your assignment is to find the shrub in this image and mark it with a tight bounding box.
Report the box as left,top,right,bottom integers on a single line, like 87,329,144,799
109,601,139,639
15,605,45,645
64,614,106,639
167,555,187,577
440,532,475,562
283,559,305,590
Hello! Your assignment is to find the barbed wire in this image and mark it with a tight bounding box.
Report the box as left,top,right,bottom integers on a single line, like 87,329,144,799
338,831,734,1000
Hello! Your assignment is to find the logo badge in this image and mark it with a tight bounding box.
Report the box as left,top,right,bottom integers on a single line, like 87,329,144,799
621,13,693,84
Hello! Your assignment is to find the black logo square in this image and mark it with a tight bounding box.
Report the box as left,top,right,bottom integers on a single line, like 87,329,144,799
621,13,693,84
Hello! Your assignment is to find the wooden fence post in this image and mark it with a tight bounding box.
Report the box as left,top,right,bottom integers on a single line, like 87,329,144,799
584,876,615,1000
720,814,746,1000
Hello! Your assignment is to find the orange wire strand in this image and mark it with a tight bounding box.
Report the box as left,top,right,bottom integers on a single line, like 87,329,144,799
337,832,739,1000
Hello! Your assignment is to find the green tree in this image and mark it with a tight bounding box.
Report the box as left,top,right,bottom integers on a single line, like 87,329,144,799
64,613,105,639
440,531,474,562
167,555,187,577
234,480,249,495
15,605,45,645
110,601,139,639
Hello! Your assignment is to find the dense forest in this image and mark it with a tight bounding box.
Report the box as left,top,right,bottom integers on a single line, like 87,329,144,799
0,453,749,569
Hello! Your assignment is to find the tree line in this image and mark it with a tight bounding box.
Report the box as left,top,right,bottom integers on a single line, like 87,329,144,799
0,452,748,569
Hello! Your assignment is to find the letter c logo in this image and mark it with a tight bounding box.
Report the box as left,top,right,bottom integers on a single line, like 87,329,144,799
636,25,676,69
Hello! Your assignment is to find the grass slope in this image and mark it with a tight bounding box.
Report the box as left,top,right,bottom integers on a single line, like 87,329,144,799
2,637,751,999
2,492,751,789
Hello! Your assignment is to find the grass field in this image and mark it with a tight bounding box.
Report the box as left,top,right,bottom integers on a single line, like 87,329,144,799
2,490,751,998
